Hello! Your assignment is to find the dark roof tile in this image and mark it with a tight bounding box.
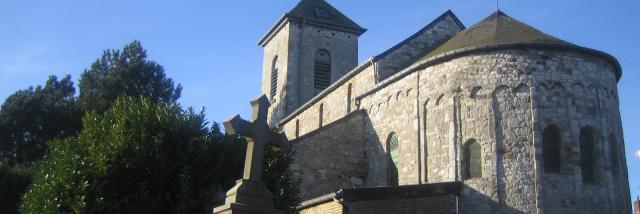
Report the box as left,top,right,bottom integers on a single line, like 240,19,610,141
287,0,365,33
423,11,573,59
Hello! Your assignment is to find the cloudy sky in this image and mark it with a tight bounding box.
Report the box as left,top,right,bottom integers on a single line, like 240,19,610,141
1,0,639,203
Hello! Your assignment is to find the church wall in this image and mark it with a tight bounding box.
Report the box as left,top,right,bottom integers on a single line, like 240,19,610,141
270,23,629,214
530,50,629,214
288,22,359,109
358,72,423,186
262,23,291,126
263,20,360,125
289,111,369,200
353,48,627,213
417,49,626,214
281,65,376,140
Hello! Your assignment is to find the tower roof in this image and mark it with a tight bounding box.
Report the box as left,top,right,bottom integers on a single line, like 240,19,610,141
424,11,573,58
287,0,365,33
258,0,365,46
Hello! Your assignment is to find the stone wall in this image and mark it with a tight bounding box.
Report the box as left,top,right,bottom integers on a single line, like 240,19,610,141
281,65,376,140
284,45,627,213
261,19,360,125
261,22,291,126
299,182,460,214
299,201,343,214
290,111,368,200
355,47,627,213
343,195,456,214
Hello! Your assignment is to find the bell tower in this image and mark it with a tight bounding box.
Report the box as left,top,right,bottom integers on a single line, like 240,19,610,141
258,0,366,126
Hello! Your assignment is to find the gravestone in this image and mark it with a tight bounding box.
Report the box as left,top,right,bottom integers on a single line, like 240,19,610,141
213,95,285,214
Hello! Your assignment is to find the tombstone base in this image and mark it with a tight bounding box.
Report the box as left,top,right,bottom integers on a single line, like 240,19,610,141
213,179,283,214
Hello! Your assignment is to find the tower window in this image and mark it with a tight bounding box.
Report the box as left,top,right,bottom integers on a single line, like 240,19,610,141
314,50,331,93
314,7,331,18
270,56,278,100
464,139,482,179
387,133,399,186
580,126,597,182
542,125,562,173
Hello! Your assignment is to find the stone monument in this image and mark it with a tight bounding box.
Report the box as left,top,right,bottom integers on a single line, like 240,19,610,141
213,95,284,214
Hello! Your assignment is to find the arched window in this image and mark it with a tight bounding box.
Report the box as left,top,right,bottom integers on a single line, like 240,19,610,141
464,139,482,179
542,125,562,173
387,133,399,186
270,56,278,100
314,50,331,93
580,126,597,182
609,133,620,177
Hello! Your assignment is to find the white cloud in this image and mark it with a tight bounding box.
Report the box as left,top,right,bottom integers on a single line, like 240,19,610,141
635,150,640,158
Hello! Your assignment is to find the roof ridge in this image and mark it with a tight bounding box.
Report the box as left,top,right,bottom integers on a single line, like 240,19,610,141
421,11,574,59
375,10,465,59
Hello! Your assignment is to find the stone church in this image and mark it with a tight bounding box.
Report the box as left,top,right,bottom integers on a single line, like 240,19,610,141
257,0,631,213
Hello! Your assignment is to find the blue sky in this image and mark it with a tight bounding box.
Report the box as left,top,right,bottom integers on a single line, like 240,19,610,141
1,0,638,201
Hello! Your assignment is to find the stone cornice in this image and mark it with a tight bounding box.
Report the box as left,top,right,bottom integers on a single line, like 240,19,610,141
355,43,623,102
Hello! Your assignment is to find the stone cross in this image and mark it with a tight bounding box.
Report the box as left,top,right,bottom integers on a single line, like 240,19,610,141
215,94,285,214
223,95,284,182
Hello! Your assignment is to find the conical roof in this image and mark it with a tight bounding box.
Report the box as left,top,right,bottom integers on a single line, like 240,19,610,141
424,11,572,59
287,0,365,33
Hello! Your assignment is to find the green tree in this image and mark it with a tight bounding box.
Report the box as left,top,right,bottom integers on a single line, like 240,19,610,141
264,145,301,213
0,161,32,214
0,75,81,165
20,97,219,213
78,41,182,113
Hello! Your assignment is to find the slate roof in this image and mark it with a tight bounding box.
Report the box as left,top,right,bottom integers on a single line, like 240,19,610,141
423,11,573,59
287,0,365,33
258,0,365,46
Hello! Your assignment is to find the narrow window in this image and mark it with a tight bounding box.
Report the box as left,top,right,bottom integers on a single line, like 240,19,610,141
314,50,331,94
580,126,597,182
609,133,620,177
319,104,324,128
423,100,429,182
270,56,278,100
464,139,482,179
387,133,400,186
347,83,352,113
542,125,562,173
295,119,300,138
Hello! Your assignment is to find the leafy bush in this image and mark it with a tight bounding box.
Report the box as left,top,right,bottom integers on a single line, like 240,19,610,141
21,97,219,213
0,161,32,214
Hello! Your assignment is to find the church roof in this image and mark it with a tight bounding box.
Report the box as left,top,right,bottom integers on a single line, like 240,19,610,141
423,11,573,59
287,0,365,34
258,0,365,46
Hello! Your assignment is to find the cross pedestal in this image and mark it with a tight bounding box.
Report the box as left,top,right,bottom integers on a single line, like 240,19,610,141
213,95,284,214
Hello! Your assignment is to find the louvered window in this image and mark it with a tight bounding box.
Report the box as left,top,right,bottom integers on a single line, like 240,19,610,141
270,56,278,100
314,50,331,93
